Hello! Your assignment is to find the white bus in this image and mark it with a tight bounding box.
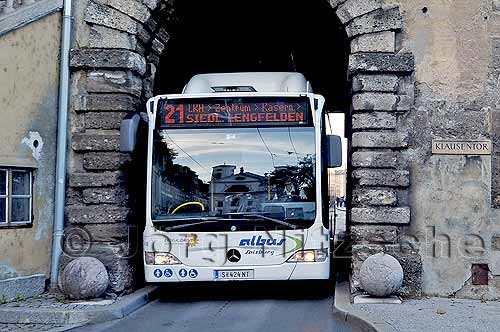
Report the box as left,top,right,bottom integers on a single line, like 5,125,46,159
121,72,342,283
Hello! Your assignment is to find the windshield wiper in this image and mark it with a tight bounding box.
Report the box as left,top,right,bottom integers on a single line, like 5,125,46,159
156,217,234,231
241,213,298,230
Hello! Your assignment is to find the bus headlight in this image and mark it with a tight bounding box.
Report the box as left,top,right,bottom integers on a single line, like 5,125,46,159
145,252,181,265
287,249,328,263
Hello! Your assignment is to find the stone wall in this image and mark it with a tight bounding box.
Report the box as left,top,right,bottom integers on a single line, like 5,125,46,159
65,0,173,293
65,0,419,295
328,0,421,296
388,0,500,299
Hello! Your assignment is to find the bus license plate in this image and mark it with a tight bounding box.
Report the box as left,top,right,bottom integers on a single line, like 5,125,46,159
214,270,254,280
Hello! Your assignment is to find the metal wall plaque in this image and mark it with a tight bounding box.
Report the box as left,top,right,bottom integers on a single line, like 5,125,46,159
432,139,491,155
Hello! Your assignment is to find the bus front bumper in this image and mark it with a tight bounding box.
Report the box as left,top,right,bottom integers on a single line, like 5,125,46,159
144,260,329,282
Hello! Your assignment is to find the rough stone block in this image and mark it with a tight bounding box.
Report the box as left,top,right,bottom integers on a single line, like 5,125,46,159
145,17,157,32
351,207,410,224
336,0,381,24
353,92,410,111
66,204,130,224
74,94,141,112
327,0,348,9
66,188,83,205
352,169,410,187
0,274,45,302
352,131,409,148
351,151,399,168
492,37,500,69
69,172,121,188
151,38,165,55
136,24,151,45
388,251,423,297
346,7,403,38
352,189,397,206
83,152,130,170
86,71,142,97
88,25,138,50
70,49,146,76
83,224,131,243
83,112,127,130
352,74,399,92
72,132,120,152
85,1,140,34
351,225,398,242
349,53,414,74
142,0,160,10
156,28,171,45
93,0,150,23
352,112,396,130
351,31,395,53
82,188,128,204
147,53,160,67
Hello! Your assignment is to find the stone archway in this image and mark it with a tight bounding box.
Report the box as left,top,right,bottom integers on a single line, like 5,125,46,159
67,0,419,295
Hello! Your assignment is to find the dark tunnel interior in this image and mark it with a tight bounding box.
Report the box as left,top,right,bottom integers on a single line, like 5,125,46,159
154,0,351,112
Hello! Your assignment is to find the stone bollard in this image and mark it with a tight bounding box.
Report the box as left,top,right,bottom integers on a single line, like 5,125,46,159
359,253,403,297
60,257,109,299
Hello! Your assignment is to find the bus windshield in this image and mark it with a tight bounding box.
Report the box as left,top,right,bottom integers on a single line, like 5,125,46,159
151,126,316,231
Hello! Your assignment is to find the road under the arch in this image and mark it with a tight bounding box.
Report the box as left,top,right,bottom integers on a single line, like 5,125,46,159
69,282,362,332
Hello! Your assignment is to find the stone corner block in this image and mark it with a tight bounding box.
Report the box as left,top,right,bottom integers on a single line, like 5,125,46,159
327,0,348,9
352,74,399,92
336,0,382,24
352,131,409,149
349,53,414,75
74,94,141,112
351,225,399,243
85,1,140,35
351,151,400,168
83,152,130,171
352,112,397,130
70,49,146,76
352,188,398,206
66,205,130,224
351,207,410,225
351,31,395,53
346,6,403,38
72,132,120,152
352,92,411,111
69,172,121,188
352,169,410,187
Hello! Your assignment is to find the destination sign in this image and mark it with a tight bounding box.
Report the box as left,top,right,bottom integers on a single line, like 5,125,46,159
157,96,311,128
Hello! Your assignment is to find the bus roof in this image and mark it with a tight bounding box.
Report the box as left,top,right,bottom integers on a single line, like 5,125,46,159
182,72,312,94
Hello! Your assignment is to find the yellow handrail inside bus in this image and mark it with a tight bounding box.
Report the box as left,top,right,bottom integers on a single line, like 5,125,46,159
171,201,205,214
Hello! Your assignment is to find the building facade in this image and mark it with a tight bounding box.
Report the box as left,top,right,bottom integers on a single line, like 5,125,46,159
0,1,62,297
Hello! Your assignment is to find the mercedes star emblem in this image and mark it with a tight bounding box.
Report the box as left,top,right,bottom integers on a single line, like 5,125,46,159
227,249,241,263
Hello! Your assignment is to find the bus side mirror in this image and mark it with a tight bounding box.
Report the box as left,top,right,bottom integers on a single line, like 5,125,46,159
327,135,342,168
120,113,141,152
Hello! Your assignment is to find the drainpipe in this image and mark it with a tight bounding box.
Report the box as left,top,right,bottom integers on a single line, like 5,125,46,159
50,0,73,287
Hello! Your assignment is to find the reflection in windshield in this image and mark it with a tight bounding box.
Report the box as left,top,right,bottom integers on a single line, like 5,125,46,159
151,127,316,228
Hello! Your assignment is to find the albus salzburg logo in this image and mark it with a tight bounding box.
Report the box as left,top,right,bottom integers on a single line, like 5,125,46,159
239,235,286,247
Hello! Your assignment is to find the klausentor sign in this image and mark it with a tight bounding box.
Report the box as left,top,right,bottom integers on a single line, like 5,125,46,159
158,96,310,128
432,139,491,155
